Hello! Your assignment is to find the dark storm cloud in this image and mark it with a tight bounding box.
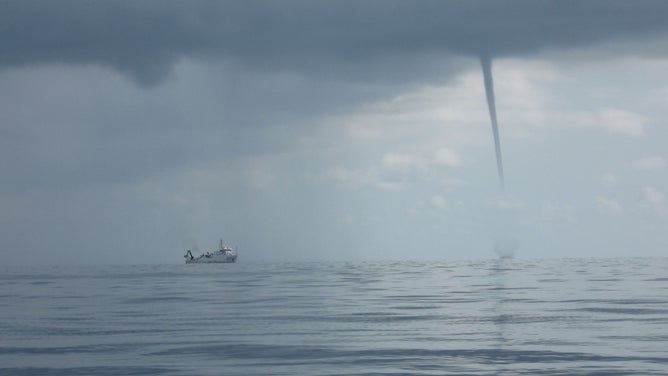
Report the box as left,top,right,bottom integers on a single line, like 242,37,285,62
2,0,668,86
3,0,668,193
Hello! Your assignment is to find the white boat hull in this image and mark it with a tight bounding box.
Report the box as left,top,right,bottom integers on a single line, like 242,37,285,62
185,252,237,264
184,241,237,264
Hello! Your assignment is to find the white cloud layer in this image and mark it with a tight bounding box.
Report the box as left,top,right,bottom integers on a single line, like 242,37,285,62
596,196,623,214
598,108,646,136
634,156,665,170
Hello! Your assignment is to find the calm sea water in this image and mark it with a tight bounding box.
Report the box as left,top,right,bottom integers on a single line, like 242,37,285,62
2,258,668,375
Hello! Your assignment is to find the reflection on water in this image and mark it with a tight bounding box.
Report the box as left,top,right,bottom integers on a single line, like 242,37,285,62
2,258,668,375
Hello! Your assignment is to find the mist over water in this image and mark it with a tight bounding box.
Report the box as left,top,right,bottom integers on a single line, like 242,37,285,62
486,198,520,259
2,259,668,375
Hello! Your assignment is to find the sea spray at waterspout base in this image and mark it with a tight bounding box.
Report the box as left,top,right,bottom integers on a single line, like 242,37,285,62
481,55,505,191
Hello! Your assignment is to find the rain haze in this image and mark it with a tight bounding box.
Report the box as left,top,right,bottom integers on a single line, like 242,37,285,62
2,0,668,265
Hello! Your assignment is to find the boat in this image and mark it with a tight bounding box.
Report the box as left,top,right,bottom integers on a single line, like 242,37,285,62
184,239,237,264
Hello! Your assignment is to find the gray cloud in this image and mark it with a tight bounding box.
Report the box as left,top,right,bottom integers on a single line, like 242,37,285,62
3,1,668,193
3,1,668,86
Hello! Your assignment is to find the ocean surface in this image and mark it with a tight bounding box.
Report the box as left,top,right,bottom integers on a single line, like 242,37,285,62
2,258,668,375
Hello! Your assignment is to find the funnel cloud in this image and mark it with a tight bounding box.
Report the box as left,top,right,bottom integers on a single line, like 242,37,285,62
481,56,505,190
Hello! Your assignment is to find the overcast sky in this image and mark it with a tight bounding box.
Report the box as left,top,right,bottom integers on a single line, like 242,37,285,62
2,1,668,265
